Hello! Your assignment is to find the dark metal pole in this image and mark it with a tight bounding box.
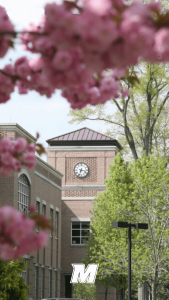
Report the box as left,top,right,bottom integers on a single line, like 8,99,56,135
128,224,131,300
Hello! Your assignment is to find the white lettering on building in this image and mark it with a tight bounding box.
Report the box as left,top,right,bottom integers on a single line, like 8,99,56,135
70,263,99,284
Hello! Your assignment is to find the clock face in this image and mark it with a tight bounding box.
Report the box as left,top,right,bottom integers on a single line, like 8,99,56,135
74,162,89,178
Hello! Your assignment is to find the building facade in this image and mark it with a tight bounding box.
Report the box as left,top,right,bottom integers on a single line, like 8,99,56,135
0,124,122,300
0,123,63,300
46,127,122,300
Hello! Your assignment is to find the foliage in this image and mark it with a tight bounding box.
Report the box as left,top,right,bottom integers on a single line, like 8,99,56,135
69,63,169,161
73,282,96,300
86,154,169,300
0,258,28,300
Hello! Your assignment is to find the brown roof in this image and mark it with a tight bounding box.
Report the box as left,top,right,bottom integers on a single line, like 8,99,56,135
46,127,122,150
47,127,114,142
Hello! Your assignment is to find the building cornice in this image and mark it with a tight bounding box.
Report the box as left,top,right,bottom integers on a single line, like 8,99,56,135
71,217,90,221
34,171,62,190
0,123,36,142
62,185,105,191
36,156,64,179
36,156,63,179
46,139,122,150
47,145,119,152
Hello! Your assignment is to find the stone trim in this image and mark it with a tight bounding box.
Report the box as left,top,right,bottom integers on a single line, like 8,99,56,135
36,156,63,179
47,145,119,152
18,169,31,185
62,185,105,191
62,197,95,201
50,204,54,209
55,207,59,212
34,171,62,191
36,197,40,202
71,217,90,221
34,263,60,271
0,123,36,142
42,200,46,205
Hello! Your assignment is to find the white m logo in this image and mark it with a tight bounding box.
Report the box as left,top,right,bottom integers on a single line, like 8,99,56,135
70,263,99,284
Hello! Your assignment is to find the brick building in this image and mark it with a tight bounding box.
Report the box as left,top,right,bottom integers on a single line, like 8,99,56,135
46,127,122,300
0,124,122,300
0,123,63,300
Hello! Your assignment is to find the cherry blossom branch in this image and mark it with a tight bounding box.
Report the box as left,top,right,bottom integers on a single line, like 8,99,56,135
1,1,169,109
0,31,47,36
0,205,52,260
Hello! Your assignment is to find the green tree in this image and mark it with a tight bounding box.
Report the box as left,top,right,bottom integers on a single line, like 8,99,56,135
69,63,169,161
73,282,96,300
0,258,28,300
86,154,169,300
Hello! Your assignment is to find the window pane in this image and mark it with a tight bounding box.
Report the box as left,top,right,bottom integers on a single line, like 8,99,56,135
72,222,80,229
72,230,80,237
82,229,90,236
72,237,80,244
82,222,90,229
50,209,53,237
18,174,30,215
55,212,58,238
81,237,89,244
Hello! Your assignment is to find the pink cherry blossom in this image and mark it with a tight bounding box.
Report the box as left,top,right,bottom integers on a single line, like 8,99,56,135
27,143,36,152
1,1,169,109
14,137,28,153
23,153,36,169
0,206,49,260
15,57,31,78
154,28,169,59
0,137,36,176
0,7,14,58
29,205,36,213
53,50,73,70
81,0,112,16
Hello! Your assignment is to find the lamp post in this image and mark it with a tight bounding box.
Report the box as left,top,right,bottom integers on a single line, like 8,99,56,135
112,222,148,300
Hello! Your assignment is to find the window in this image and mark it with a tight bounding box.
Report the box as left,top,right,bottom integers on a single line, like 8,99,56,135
18,174,30,215
36,200,40,232
42,203,46,217
71,222,90,245
42,204,46,264
50,208,53,237
55,211,58,238
36,201,40,214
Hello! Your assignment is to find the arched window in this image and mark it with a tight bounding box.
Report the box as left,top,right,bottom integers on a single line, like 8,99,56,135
18,174,30,214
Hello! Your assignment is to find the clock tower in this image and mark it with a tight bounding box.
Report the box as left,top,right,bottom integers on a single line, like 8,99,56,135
46,127,122,300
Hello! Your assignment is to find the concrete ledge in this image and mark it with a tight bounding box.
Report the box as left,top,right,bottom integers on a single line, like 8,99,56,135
62,185,105,191
62,197,95,201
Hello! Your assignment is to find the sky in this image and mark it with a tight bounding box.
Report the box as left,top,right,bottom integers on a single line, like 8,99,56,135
0,0,114,161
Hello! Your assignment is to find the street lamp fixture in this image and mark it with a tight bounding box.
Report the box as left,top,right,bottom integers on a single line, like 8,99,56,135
112,221,148,300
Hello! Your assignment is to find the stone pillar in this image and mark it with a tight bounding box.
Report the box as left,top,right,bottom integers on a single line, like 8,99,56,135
138,283,149,300
27,256,35,300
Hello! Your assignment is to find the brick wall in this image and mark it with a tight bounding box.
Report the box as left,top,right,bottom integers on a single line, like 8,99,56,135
47,147,117,298
0,130,15,139
0,175,15,206
0,125,63,300
61,200,93,272
64,190,97,197
66,157,97,183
